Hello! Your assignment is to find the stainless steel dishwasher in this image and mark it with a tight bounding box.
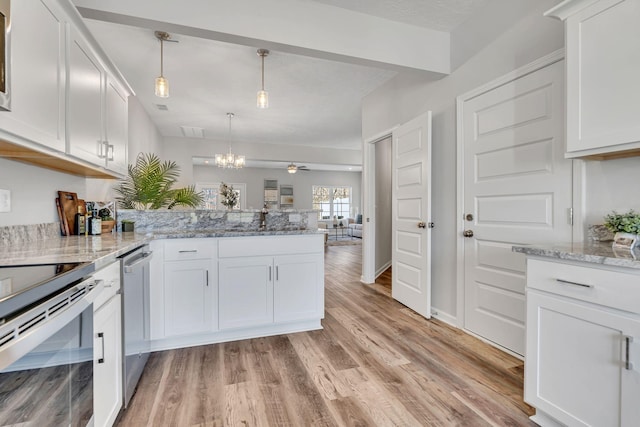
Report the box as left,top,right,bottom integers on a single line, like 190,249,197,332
120,245,152,408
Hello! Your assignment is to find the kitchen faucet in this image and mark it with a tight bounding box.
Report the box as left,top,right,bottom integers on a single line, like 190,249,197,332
260,203,268,229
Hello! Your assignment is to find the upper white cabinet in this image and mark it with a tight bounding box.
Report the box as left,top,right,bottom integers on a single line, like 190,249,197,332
0,0,130,177
105,77,128,175
0,0,66,152
546,0,640,158
67,28,103,165
67,24,129,174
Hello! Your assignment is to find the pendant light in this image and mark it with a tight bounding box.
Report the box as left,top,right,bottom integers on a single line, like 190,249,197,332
215,113,245,169
257,49,270,108
154,31,170,98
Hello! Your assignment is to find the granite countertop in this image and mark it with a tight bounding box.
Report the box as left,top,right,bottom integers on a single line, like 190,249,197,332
152,229,323,239
0,229,323,267
513,241,640,269
0,232,151,267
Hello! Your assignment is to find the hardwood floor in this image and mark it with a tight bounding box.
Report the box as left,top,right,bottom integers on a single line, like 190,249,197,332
117,245,534,426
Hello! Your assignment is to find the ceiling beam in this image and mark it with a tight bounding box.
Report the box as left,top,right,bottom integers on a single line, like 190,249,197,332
73,0,450,76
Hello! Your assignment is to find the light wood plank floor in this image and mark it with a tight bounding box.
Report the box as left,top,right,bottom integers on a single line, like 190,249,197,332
117,244,534,426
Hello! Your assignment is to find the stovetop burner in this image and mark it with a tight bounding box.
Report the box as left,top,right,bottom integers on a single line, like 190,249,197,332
0,262,95,320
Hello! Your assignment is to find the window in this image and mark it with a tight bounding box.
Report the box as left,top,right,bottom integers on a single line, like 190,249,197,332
195,182,246,210
312,186,351,219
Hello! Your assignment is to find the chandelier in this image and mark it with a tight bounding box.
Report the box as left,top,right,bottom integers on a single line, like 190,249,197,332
215,113,245,169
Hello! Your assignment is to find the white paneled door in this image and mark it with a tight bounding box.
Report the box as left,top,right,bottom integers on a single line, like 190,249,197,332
460,59,572,355
392,112,432,318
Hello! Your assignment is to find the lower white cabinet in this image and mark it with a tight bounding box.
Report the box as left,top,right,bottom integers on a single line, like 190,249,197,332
218,253,323,329
164,259,215,336
219,256,273,330
93,261,122,427
148,235,324,350
274,254,323,323
525,258,640,427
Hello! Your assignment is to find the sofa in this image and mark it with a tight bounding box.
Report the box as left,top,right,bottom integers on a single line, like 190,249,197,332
348,215,363,238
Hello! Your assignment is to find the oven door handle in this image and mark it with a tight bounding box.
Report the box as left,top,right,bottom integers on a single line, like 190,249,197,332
124,251,153,274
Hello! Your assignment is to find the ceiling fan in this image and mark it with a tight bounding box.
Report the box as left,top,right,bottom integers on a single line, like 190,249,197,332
287,163,310,173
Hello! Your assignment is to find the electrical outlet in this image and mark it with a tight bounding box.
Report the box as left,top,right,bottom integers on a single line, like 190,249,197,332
0,189,10,213
0,277,12,297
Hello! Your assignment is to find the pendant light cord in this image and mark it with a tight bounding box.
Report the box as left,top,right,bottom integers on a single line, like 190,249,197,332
261,54,265,90
160,38,164,77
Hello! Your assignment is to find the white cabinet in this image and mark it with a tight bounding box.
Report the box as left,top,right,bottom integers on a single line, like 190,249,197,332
164,259,214,336
218,236,324,330
524,258,640,426
153,238,217,338
67,28,103,165
67,30,129,174
149,235,324,350
219,256,274,330
0,0,66,152
0,0,129,177
546,0,640,158
104,77,128,175
92,261,122,427
274,254,323,323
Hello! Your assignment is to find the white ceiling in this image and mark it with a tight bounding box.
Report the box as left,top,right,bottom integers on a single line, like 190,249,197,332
80,0,493,159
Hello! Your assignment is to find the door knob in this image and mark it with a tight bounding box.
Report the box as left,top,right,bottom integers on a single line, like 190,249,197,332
463,230,474,238
418,221,426,228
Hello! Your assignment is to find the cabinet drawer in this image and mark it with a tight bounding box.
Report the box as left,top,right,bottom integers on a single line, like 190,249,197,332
164,238,215,261
93,261,121,310
527,258,640,314
219,235,323,258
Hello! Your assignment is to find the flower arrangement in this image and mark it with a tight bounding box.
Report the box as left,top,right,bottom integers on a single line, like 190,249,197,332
603,210,640,234
219,182,238,209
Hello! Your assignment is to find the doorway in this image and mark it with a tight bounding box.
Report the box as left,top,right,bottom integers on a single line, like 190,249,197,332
374,136,392,278
363,112,433,319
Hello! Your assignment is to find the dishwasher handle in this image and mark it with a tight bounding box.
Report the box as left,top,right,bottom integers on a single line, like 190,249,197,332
124,251,153,273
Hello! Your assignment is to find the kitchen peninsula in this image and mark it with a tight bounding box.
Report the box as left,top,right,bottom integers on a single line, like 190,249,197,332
119,208,325,351
1,208,325,352
513,242,640,427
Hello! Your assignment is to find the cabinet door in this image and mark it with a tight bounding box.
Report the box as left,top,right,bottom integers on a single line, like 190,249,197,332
0,0,66,151
94,295,122,427
274,254,322,322
525,290,640,427
164,259,213,336
565,0,640,155
219,256,273,329
67,28,104,166
105,77,128,175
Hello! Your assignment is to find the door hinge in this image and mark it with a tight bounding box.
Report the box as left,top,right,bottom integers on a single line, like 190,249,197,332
567,208,574,226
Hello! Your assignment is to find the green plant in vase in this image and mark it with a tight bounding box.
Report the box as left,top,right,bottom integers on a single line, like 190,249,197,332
114,153,203,210
604,210,640,249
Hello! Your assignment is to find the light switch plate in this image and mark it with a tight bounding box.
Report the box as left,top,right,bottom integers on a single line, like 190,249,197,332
0,189,10,212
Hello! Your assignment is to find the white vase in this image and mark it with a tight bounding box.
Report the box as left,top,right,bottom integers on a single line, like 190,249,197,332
612,232,639,250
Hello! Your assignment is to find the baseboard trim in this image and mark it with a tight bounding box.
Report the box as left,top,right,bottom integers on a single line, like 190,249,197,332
375,260,392,279
431,307,457,327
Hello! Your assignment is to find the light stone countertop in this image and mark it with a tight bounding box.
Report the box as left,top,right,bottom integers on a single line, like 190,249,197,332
0,229,324,267
512,241,640,270
0,232,151,267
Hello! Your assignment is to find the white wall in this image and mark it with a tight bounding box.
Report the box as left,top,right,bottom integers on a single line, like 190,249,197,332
362,0,564,320
193,165,361,212
0,158,86,226
162,136,361,189
584,157,640,226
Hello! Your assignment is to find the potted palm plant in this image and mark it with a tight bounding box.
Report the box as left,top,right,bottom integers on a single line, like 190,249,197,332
604,210,640,250
114,153,203,210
